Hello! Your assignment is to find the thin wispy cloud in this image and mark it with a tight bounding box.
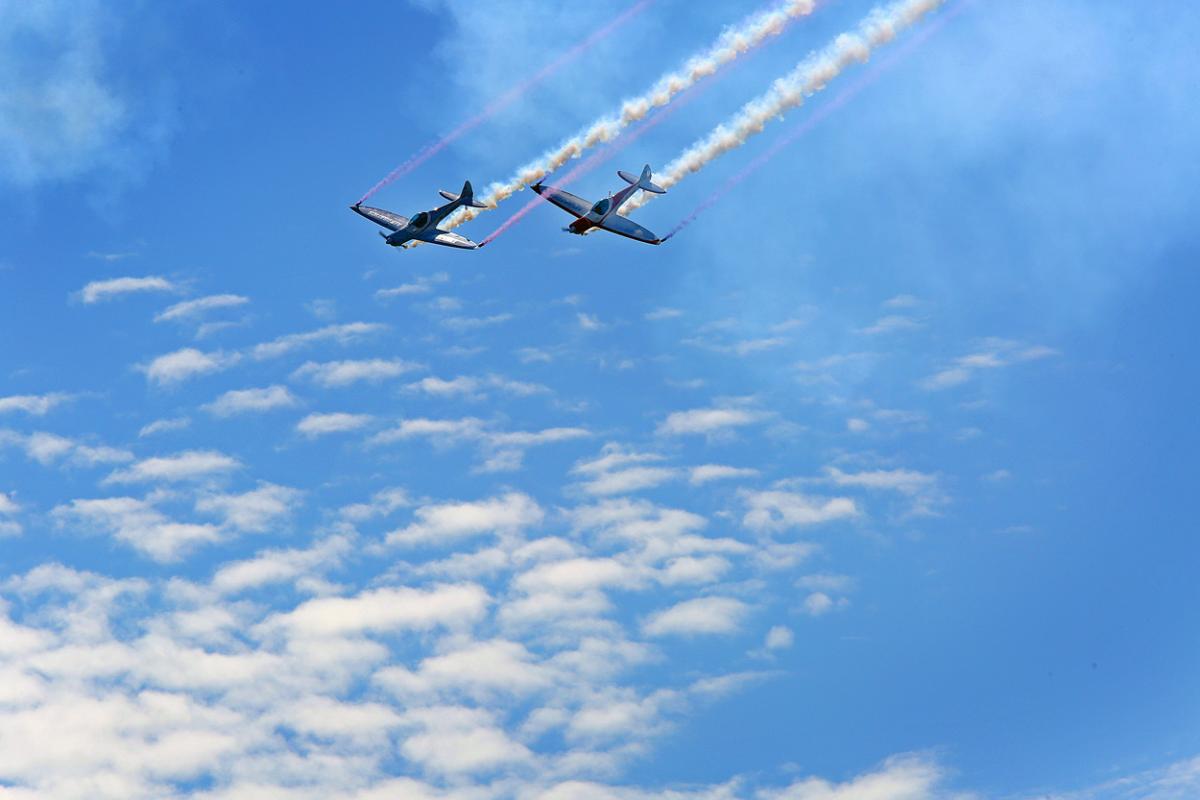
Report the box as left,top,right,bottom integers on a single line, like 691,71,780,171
296,412,373,437
155,293,249,322
105,450,241,483
78,276,176,304
203,385,298,417
138,417,190,437
250,322,387,360
142,348,239,386
657,406,764,436
292,358,421,387
922,339,1058,390
0,393,72,416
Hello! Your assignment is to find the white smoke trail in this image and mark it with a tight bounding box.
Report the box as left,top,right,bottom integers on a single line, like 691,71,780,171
442,0,818,232
622,0,945,214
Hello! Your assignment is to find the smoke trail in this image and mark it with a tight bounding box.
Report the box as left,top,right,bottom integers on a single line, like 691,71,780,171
443,0,820,232
623,0,945,215
658,0,968,243
479,48,732,248
356,0,655,205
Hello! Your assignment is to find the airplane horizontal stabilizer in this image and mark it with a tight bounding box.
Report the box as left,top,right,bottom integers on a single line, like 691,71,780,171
618,166,665,194
438,180,489,209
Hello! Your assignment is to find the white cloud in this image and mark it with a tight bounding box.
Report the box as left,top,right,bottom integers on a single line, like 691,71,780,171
142,348,237,386
825,466,937,496
571,445,677,495
370,417,486,447
441,313,513,332
70,444,133,466
480,426,590,472
577,312,603,330
203,385,298,417
399,706,532,775
0,492,19,514
683,334,790,357
14,432,74,465
580,466,678,496
765,625,793,650
370,418,581,472
269,584,489,637
1033,753,1200,800
53,497,222,561
296,412,373,437
387,492,543,546
922,338,1058,390
689,464,760,485
764,754,943,800
1,431,130,468
375,272,448,301
801,592,836,616
407,375,482,397
78,276,175,304
883,294,920,308
515,557,643,595
859,314,922,335
573,444,666,476
137,417,190,437
292,358,420,386
822,466,945,516
658,406,763,436
195,483,301,533
643,597,750,637
340,487,411,521
0,393,72,416
211,535,351,594
376,639,553,701
486,427,589,450
645,307,682,321
105,450,240,483
741,490,858,532
251,322,387,360
517,346,555,363
659,556,731,585
154,293,248,322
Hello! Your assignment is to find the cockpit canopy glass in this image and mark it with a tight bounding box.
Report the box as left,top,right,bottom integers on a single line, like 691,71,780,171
410,211,430,229
590,198,611,217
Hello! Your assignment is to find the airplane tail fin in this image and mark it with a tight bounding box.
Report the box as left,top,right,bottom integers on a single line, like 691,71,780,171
618,164,666,194
439,180,489,209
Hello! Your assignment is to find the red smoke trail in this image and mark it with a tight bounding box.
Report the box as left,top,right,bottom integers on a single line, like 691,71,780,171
357,0,655,205
660,0,970,243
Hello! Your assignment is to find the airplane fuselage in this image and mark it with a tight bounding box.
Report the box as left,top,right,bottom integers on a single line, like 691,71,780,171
384,205,450,246
566,181,641,235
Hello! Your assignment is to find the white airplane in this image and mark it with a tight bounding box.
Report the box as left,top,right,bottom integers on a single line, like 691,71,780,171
350,181,486,250
531,164,664,245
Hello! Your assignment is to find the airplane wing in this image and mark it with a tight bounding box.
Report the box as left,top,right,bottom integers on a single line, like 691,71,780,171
352,204,409,231
422,229,479,250
532,184,592,218
597,214,660,245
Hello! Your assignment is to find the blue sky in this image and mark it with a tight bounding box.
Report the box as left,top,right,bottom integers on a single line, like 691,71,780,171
1,1,1198,798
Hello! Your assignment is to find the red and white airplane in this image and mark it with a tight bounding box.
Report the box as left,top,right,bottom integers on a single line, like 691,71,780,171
531,164,665,245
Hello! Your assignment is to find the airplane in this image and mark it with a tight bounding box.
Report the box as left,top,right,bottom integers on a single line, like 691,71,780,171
350,181,487,250
531,164,665,245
